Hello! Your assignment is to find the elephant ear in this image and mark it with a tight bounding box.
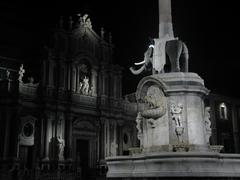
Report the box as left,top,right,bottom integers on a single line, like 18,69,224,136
148,37,155,47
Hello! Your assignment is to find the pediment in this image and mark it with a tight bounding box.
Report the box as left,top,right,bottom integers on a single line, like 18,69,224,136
73,120,95,131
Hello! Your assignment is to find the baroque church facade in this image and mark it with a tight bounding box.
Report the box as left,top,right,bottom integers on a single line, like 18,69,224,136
0,15,138,179
0,15,240,179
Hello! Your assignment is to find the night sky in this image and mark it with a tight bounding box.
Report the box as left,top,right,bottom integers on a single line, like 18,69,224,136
0,1,239,98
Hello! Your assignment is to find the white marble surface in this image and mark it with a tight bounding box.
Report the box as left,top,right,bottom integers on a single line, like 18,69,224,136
106,152,240,178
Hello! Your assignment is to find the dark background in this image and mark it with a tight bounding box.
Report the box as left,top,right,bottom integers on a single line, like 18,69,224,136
0,1,239,97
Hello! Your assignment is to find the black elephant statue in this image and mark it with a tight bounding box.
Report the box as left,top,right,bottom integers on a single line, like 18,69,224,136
130,39,189,75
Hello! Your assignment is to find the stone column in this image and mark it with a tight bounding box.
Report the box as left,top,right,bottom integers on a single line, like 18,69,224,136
117,121,124,155
40,117,45,158
114,75,117,98
49,61,54,86
76,65,79,92
45,60,50,86
67,63,71,90
72,66,76,92
109,69,114,98
118,74,122,98
104,119,110,157
232,104,240,153
10,109,20,159
100,64,108,96
102,72,106,96
65,114,73,160
43,113,52,160
158,0,174,38
99,118,105,160
42,60,46,85
209,98,217,145
3,110,11,159
91,68,98,96
110,121,118,156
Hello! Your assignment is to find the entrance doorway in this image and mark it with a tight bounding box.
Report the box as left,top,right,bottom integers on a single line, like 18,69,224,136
76,139,89,179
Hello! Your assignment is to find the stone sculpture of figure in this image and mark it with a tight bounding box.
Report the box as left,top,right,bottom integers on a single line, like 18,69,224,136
88,85,94,96
28,77,34,84
56,136,64,160
79,82,83,93
171,103,183,127
204,107,212,144
81,76,89,95
136,112,143,134
6,69,10,80
129,38,189,75
130,40,154,75
18,64,25,82
171,103,184,143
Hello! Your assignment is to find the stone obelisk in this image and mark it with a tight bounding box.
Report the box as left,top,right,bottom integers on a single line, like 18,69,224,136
158,0,174,39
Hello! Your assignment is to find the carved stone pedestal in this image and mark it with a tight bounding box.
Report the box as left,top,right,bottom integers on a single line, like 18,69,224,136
106,73,237,179
135,73,211,153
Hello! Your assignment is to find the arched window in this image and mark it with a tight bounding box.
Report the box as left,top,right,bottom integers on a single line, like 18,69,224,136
219,102,228,120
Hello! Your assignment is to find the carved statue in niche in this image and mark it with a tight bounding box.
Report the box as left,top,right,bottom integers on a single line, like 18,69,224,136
77,63,93,95
88,85,94,96
137,86,166,129
204,107,212,144
171,103,183,127
81,76,90,95
6,69,10,80
56,136,65,160
18,64,25,82
170,103,184,143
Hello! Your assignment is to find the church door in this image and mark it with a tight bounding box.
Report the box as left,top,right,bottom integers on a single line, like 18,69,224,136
76,139,89,179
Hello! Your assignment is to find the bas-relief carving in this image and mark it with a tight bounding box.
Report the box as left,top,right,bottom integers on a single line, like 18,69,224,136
136,86,167,144
204,106,212,144
170,102,184,143
139,86,166,128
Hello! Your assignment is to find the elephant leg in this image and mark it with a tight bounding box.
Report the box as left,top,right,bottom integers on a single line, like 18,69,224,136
182,43,189,72
166,40,183,72
175,41,183,72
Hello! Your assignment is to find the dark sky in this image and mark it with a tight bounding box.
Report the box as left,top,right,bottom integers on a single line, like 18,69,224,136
0,1,239,98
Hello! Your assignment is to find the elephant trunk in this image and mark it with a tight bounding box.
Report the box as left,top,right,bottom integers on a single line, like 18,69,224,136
129,65,146,75
142,107,166,119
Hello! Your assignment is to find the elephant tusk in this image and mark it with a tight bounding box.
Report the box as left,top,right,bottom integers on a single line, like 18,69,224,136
129,65,146,75
134,60,145,66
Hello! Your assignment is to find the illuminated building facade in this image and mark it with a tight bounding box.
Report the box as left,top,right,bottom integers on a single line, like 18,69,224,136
0,15,240,179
